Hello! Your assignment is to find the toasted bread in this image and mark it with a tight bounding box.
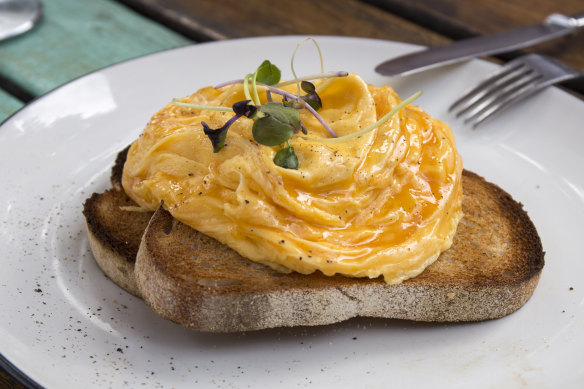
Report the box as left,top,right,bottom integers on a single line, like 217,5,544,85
83,147,152,297
83,150,544,332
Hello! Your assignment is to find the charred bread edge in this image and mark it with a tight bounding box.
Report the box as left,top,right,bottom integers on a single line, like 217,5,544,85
82,145,141,297
85,221,142,298
111,145,130,191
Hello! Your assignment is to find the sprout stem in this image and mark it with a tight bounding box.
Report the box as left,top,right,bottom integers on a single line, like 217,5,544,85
290,37,325,97
251,71,261,106
214,79,340,138
214,79,245,89
267,86,338,138
172,99,234,112
299,91,422,143
243,74,253,103
214,71,348,90
275,71,349,88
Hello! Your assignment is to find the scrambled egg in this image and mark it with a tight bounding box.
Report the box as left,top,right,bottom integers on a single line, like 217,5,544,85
122,74,463,284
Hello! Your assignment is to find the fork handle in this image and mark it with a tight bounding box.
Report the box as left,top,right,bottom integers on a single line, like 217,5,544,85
546,13,584,29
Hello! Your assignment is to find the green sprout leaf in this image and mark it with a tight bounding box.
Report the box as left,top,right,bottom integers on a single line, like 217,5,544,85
260,103,301,129
273,146,299,169
281,96,304,110
252,102,300,146
252,116,294,146
300,81,322,111
255,60,281,86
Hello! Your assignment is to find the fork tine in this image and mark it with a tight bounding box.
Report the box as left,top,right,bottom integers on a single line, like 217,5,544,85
459,71,541,121
449,61,524,112
453,67,535,118
465,74,545,128
450,54,583,129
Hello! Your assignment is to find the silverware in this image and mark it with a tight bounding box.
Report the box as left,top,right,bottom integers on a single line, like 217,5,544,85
449,54,583,128
375,12,584,77
0,0,42,41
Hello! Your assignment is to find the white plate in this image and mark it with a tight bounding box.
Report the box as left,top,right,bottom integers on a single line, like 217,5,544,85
1,36,583,388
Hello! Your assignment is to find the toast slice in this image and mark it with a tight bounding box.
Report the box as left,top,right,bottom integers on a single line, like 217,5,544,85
83,151,544,332
83,147,153,297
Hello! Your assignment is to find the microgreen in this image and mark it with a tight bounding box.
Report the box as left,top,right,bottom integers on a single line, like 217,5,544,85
255,60,281,85
273,144,298,169
290,37,324,97
171,39,420,170
299,81,322,111
214,71,348,89
243,74,254,103
252,103,300,146
250,60,281,105
172,99,233,112
267,85,337,138
232,100,257,118
202,100,257,153
202,119,230,153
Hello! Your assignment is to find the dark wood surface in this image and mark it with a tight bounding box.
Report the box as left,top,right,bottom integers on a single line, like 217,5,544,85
1,0,582,386
120,0,584,67
119,0,584,93
0,371,24,389
119,0,450,45
369,0,584,70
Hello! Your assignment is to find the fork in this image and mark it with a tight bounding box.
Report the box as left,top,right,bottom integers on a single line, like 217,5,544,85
449,54,583,128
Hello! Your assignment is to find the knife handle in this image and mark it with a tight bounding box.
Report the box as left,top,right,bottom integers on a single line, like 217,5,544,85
546,13,584,29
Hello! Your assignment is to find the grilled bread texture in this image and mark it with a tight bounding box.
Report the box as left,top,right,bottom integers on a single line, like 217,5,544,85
83,150,544,332
83,147,152,297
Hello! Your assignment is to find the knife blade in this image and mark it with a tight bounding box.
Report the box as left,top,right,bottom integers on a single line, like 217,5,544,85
375,12,584,77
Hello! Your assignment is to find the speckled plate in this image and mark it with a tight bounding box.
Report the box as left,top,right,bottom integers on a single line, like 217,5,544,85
1,36,583,388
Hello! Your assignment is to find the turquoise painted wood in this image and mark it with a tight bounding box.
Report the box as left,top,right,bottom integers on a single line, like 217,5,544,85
0,0,193,123
0,90,23,124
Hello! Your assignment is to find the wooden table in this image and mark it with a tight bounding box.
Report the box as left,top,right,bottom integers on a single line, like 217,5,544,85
0,0,582,386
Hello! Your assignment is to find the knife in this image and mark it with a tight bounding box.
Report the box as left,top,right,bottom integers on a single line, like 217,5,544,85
375,12,584,77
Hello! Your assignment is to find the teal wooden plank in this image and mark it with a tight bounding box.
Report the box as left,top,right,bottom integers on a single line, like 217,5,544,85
0,90,24,124
0,0,193,98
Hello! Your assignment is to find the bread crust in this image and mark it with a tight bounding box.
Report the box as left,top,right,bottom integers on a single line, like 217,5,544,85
133,170,543,331
83,148,544,331
83,189,152,298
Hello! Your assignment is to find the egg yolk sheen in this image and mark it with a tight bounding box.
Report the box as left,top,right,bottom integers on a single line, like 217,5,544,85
122,74,463,284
